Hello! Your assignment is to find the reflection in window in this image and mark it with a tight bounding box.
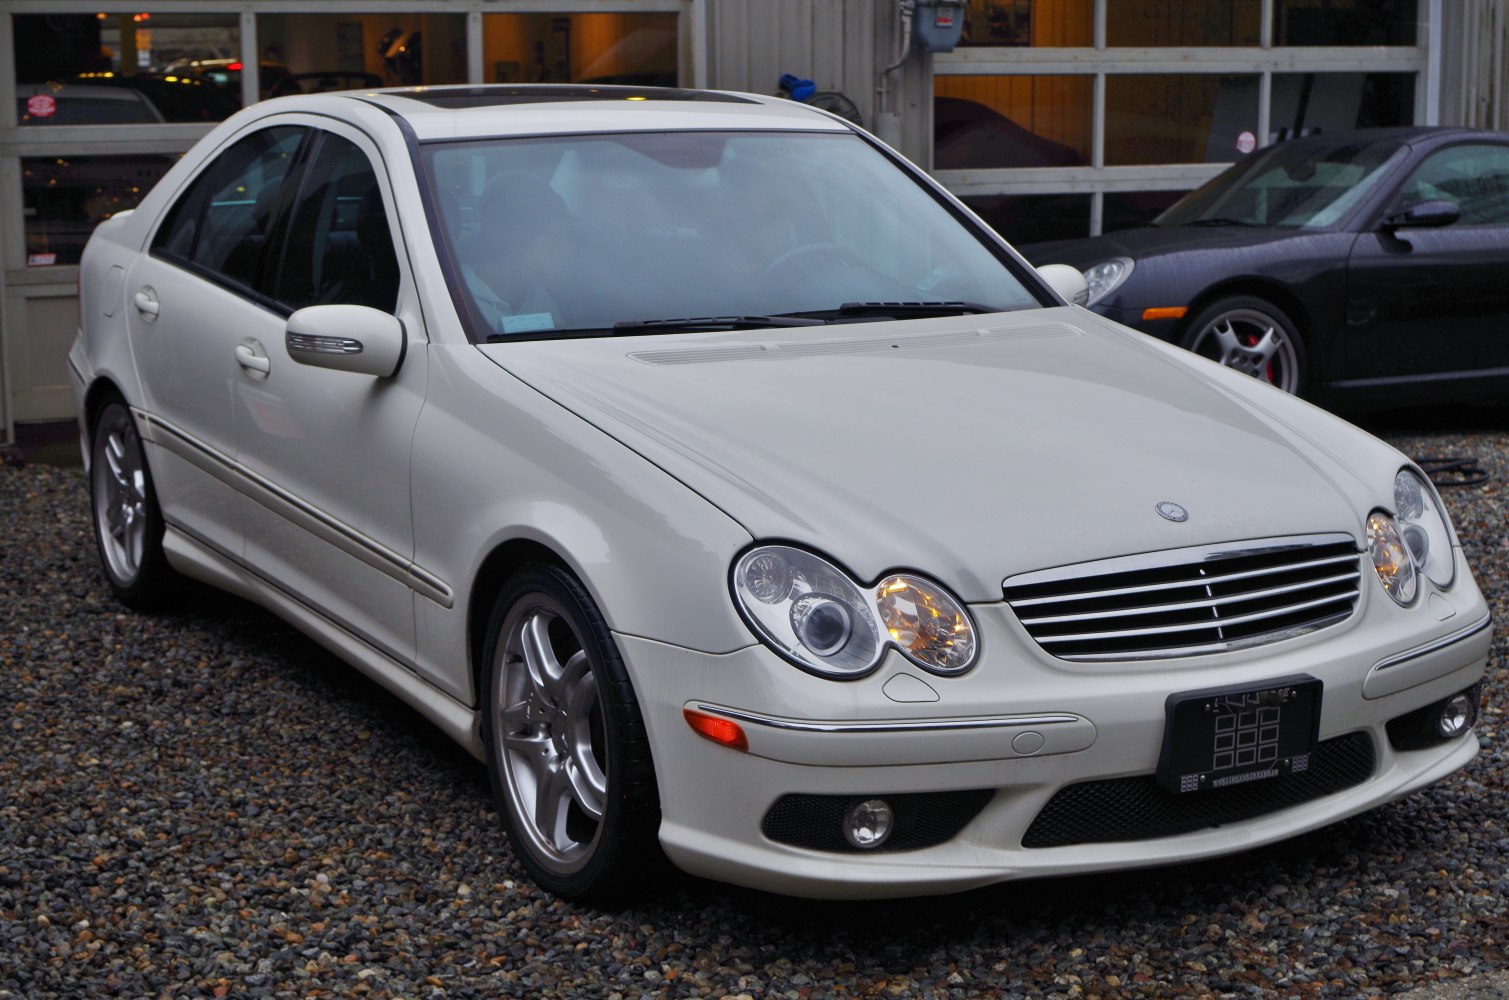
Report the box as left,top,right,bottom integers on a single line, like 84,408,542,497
957,0,1093,47
934,77,1092,169
1398,146,1509,227
1270,73,1415,142
962,193,1092,246
1274,0,1417,46
256,14,467,92
1105,75,1259,166
23,154,178,266
12,13,241,122
1108,0,1260,46
482,14,678,86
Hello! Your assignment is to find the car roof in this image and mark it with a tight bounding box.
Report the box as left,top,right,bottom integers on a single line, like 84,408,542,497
346,84,853,142
1276,125,1507,150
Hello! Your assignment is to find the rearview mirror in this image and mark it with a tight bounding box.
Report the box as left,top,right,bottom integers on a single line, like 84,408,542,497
1036,263,1090,306
1381,199,1460,231
285,305,405,378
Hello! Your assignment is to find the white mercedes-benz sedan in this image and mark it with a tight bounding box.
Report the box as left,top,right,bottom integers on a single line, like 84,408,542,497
71,84,1490,901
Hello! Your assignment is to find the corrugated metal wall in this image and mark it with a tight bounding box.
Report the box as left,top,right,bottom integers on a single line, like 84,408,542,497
1447,0,1509,130
704,1,935,163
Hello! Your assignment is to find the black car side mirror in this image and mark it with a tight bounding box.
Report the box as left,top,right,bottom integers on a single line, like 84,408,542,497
1381,199,1461,231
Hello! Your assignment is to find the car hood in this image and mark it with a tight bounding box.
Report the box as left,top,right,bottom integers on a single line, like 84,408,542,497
478,308,1379,602
1023,225,1303,269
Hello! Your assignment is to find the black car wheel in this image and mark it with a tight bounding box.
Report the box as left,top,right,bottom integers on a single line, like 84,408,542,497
481,564,663,901
1182,296,1306,396
89,396,180,610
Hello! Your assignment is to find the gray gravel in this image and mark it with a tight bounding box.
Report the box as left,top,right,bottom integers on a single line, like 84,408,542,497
3,409,1509,999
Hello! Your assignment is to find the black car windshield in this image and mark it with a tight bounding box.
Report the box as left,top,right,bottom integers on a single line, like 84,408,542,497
1156,137,1409,231
421,131,1043,340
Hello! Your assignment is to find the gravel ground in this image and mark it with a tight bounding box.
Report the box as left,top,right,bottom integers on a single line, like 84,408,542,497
3,410,1509,1000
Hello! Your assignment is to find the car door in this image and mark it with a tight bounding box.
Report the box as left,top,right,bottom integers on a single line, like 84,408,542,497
234,122,427,670
127,124,307,551
1344,141,1509,382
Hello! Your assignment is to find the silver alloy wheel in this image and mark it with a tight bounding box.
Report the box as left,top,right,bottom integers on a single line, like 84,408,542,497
92,405,149,586
492,599,609,875
1188,306,1301,394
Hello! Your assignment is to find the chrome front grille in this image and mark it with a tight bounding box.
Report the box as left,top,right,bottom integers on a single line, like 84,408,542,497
1002,533,1362,661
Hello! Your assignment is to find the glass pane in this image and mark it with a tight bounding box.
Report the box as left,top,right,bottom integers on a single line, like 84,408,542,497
1105,75,1259,166
1274,0,1417,46
963,193,1091,246
1398,145,1509,226
934,77,1092,169
483,14,678,86
257,14,468,92
275,136,399,312
13,13,241,122
23,154,177,266
423,132,1040,340
1103,191,1185,233
1108,0,1260,46
958,1,1094,47
1270,72,1415,141
187,128,305,289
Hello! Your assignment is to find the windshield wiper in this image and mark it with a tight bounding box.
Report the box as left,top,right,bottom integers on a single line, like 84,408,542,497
611,315,827,334
833,300,997,318
1182,217,1257,228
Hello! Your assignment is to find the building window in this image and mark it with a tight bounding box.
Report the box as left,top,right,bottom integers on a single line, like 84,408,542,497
256,14,468,92
482,13,678,86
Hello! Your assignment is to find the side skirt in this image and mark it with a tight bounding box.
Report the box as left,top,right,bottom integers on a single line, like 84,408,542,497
163,526,485,762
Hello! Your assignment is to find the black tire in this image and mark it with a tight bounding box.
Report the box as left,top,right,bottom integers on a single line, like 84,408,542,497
89,397,180,610
1180,295,1307,396
481,564,663,901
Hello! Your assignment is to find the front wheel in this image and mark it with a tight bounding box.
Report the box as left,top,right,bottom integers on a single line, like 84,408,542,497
89,397,180,610
1181,296,1307,396
481,564,662,900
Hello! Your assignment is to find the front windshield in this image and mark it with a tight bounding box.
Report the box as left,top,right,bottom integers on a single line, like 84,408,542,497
1156,137,1409,230
421,130,1042,340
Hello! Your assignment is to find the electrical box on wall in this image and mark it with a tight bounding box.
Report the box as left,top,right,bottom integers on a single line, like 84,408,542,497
913,1,966,53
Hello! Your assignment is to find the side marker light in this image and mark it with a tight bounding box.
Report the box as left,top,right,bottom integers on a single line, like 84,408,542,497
683,708,749,752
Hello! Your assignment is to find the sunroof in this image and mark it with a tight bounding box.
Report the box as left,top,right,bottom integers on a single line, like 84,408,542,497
391,85,758,109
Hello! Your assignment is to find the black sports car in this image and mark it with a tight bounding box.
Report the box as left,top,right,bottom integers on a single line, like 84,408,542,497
1024,127,1509,409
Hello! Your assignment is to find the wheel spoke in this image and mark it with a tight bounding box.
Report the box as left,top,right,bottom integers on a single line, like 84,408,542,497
104,433,129,492
1247,327,1281,367
1211,322,1244,365
563,758,605,821
521,613,568,702
534,759,576,850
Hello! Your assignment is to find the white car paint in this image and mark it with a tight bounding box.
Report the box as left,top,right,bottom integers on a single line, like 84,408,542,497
70,85,1490,900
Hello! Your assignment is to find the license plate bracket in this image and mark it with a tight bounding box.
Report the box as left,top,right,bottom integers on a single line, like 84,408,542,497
1156,675,1322,794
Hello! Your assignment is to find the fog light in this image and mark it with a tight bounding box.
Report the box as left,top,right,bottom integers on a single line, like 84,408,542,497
843,799,894,849
1437,692,1476,738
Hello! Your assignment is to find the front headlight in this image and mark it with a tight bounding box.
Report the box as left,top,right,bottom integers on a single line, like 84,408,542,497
1367,512,1417,606
732,545,978,679
1393,468,1456,589
1081,257,1134,307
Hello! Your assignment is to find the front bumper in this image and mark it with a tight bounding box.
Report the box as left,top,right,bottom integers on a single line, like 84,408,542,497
617,572,1490,899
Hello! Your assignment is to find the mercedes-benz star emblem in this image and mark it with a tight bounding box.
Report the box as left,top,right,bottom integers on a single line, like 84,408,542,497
1156,501,1189,522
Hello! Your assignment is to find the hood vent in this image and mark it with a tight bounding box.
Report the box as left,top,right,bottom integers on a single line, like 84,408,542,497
1003,533,1362,661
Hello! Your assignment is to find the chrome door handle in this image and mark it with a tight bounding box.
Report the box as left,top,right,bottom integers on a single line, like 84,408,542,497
235,343,271,375
133,289,159,318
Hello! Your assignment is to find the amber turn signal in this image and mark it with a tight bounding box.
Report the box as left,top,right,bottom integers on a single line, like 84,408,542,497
1141,306,1188,321
683,708,749,751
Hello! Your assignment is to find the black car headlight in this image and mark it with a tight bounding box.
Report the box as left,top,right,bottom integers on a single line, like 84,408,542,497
1081,257,1134,307
732,545,978,679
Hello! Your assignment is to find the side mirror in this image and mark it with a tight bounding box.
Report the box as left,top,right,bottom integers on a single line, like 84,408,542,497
1381,199,1460,231
1036,263,1090,306
285,305,405,378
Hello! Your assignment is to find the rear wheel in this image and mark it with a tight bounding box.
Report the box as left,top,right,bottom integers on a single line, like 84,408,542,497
89,397,179,610
1181,296,1306,396
481,564,662,900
